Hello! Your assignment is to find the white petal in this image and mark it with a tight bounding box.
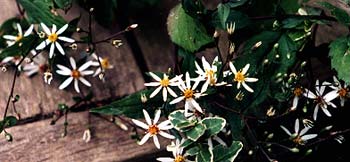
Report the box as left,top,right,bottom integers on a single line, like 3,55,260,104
55,42,64,55
195,61,204,75
319,83,326,95
158,120,173,130
301,134,317,141
79,77,91,87
294,119,299,134
185,72,191,89
41,23,51,35
52,24,57,34
56,70,71,76
242,64,250,74
74,79,80,93
201,81,209,94
189,99,203,113
58,36,75,43
132,119,149,130
291,96,299,110
69,57,76,69
202,56,211,70
242,82,254,93
170,96,185,105
138,133,151,145
313,104,319,121
144,82,161,87
245,77,258,82
303,89,316,99
57,64,71,73
56,24,69,35
59,77,73,90
143,109,152,125
324,90,338,102
237,82,241,89
159,131,175,139
167,87,178,98
78,61,92,71
156,157,174,162
162,87,167,102
36,40,50,50
153,109,161,124
49,43,55,58
3,35,17,40
300,127,309,136
81,70,94,75
150,86,162,98
148,72,161,81
24,24,34,36
229,62,237,74
153,135,161,149
321,107,332,117
280,125,291,136
16,23,23,36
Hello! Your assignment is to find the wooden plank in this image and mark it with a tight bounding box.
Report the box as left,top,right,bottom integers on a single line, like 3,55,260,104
0,2,145,119
0,112,170,162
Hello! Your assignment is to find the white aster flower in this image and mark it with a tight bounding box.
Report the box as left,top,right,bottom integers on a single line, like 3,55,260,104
157,139,192,162
303,80,338,120
56,57,93,93
22,53,48,76
280,119,317,145
1,56,22,66
329,76,349,107
170,72,206,117
291,86,304,111
144,72,180,102
36,23,75,58
132,109,175,149
90,53,114,77
195,56,226,93
3,23,34,46
229,63,258,93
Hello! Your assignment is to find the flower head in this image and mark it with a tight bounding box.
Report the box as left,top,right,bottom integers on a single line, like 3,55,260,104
229,63,258,92
36,23,75,58
22,53,48,77
90,53,114,77
56,57,93,93
170,72,206,117
291,86,304,111
280,119,317,145
3,23,33,46
132,109,175,149
157,139,191,162
144,72,181,102
303,80,338,120
329,76,349,107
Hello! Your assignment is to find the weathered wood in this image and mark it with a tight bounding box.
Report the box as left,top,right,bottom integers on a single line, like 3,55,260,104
0,112,170,162
0,1,145,119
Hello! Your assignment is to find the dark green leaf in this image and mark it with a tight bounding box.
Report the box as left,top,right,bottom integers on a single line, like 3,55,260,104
54,0,72,9
178,48,196,76
18,0,66,26
329,36,350,83
167,4,214,53
226,113,244,140
318,1,350,25
0,121,3,133
211,9,250,30
3,116,17,127
280,0,300,14
168,110,197,131
186,146,200,156
217,3,231,28
201,117,226,137
213,141,243,162
181,0,206,17
185,123,206,141
227,0,249,8
196,145,212,162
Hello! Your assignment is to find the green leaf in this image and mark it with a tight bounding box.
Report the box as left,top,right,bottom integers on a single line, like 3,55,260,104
54,0,72,9
185,123,206,141
167,4,214,52
329,36,350,83
181,0,206,17
276,34,298,73
196,145,213,162
178,47,196,76
90,89,162,118
3,116,18,127
168,110,197,131
18,0,66,27
211,9,250,30
0,35,38,60
217,3,231,28
280,0,300,14
318,1,350,25
201,117,226,137
227,0,249,8
0,121,3,133
213,141,243,162
186,146,200,156
226,113,244,140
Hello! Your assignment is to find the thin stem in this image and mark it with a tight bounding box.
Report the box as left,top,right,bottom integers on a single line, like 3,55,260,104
15,0,25,17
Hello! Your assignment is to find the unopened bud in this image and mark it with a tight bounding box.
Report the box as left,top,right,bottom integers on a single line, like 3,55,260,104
89,8,94,12
267,133,274,139
70,43,78,50
141,93,148,103
301,61,307,67
114,117,129,131
76,28,81,32
112,39,123,48
248,150,253,155
290,147,300,153
44,71,53,85
5,133,13,142
126,24,138,31
252,41,262,50
213,30,219,38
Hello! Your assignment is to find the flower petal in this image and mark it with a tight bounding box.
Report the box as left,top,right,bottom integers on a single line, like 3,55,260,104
313,104,319,121
159,131,175,139
78,61,92,71
167,87,177,98
138,133,151,145
132,119,149,130
185,72,191,89
280,125,291,136
148,72,161,81
55,42,65,55
52,24,57,34
162,87,167,102
41,23,51,35
153,109,161,124
3,35,17,40
49,42,55,58
143,109,152,125
242,64,250,74
24,24,34,36
324,90,338,102
242,82,254,93
300,127,310,136
69,57,76,69
36,39,50,50
294,119,299,134
153,135,160,149
229,62,237,74
56,24,68,35
74,79,80,93
150,86,162,98
169,96,185,105
245,77,258,82
301,134,317,141
79,77,91,87
16,23,23,36
321,107,332,117
158,120,173,130
156,157,174,162
58,36,75,43
144,82,160,87
59,77,73,90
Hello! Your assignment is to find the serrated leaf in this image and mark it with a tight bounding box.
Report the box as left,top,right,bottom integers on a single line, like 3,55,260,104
318,1,350,25
329,36,350,83
185,123,206,141
201,117,226,137
18,0,66,26
90,89,162,118
169,110,197,132
213,141,243,162
167,4,214,52
0,35,38,60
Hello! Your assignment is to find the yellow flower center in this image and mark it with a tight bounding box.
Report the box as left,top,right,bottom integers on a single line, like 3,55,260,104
71,70,81,79
101,58,110,69
234,70,245,82
293,87,303,96
160,77,170,87
15,35,23,42
184,89,194,99
148,124,159,135
293,135,304,145
205,69,216,85
174,155,186,162
48,33,58,42
338,88,348,97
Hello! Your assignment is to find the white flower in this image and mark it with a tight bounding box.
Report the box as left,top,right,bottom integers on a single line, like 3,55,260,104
56,57,93,93
303,80,338,120
170,72,206,117
195,56,226,93
3,23,34,46
90,53,114,77
132,109,175,149
291,86,304,111
280,119,317,145
36,23,75,58
157,139,192,162
229,63,258,93
22,53,48,76
329,76,348,107
144,72,180,102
